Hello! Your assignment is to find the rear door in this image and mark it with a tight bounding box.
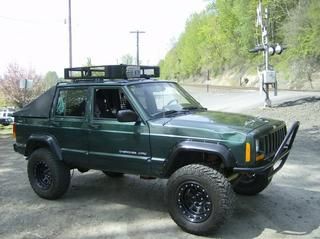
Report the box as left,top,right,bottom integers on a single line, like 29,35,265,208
50,87,89,168
88,87,151,175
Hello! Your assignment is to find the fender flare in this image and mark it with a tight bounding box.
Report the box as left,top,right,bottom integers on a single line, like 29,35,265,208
163,141,235,176
25,134,63,161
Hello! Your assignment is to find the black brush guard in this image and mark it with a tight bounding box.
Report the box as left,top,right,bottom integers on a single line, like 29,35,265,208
234,121,300,177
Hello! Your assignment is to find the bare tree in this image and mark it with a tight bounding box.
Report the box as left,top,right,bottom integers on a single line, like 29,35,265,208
85,57,92,67
0,63,44,108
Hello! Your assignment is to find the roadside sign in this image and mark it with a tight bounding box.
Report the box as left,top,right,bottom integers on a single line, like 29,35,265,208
19,79,33,90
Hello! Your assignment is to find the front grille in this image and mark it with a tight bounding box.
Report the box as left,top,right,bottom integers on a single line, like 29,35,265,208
259,126,287,156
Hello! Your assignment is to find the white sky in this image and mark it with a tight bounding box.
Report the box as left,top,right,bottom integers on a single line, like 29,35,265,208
0,0,207,77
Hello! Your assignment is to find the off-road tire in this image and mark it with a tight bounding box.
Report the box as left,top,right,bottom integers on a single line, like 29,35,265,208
233,170,272,196
102,171,124,177
167,164,235,235
27,148,70,200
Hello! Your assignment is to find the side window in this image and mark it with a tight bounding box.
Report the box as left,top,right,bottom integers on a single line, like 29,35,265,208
94,88,133,119
55,89,87,117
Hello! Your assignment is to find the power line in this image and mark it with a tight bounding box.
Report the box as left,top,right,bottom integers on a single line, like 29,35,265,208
0,15,63,25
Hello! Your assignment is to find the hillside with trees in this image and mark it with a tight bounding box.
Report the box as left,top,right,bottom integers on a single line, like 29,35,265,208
159,0,320,90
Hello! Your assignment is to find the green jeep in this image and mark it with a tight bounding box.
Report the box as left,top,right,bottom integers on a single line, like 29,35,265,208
13,65,299,235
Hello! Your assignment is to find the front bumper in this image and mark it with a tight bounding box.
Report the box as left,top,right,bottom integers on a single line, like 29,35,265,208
233,121,300,177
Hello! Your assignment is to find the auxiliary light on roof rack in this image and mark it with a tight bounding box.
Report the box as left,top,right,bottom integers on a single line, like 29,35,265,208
64,65,160,80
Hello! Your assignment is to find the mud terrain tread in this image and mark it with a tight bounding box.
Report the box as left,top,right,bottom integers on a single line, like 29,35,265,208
167,164,235,235
27,148,70,200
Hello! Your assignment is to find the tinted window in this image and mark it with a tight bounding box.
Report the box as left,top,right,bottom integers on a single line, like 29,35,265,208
55,89,87,117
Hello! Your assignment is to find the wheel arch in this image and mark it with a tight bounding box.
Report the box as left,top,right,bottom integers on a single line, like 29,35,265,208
163,141,236,177
25,134,62,161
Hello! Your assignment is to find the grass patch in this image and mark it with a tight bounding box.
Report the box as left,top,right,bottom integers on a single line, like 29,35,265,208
0,125,12,135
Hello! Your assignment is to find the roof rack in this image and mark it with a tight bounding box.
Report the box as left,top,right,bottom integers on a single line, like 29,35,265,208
64,65,160,80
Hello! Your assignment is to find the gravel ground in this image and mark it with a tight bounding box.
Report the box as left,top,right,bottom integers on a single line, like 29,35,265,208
0,94,319,239
246,96,320,131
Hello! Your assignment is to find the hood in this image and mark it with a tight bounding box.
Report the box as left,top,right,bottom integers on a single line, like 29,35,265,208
150,110,276,142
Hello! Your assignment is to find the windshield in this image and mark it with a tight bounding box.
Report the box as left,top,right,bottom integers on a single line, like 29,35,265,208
128,82,204,118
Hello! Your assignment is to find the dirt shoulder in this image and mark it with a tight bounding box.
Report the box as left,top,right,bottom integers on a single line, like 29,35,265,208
246,96,320,131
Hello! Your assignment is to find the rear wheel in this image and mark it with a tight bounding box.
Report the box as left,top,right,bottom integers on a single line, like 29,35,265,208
102,171,124,177
27,148,70,200
233,169,272,196
167,164,234,235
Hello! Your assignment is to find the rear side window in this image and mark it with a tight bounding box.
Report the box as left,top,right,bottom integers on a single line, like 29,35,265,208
55,89,87,117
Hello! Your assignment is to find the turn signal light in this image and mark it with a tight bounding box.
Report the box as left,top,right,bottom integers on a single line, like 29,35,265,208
245,143,251,162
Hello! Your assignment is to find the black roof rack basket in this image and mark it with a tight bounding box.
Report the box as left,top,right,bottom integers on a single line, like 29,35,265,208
64,65,160,80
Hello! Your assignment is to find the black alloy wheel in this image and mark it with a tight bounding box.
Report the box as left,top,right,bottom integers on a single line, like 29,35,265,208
34,161,53,190
167,164,234,235
177,181,212,223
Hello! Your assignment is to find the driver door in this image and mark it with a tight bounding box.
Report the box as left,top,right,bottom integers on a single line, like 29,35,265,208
88,87,151,175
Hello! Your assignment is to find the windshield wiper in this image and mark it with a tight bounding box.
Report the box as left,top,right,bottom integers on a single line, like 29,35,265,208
152,109,191,118
152,106,206,119
152,110,179,118
182,106,207,111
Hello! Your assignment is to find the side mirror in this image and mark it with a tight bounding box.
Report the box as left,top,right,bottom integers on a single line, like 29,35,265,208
117,110,138,122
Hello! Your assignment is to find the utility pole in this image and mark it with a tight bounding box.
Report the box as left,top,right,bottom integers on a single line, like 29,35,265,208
130,30,145,66
68,0,73,68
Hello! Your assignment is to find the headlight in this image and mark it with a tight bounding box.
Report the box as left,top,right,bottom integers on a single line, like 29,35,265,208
255,139,260,152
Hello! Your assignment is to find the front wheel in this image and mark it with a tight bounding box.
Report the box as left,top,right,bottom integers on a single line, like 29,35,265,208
27,148,70,200
233,169,272,196
167,164,234,235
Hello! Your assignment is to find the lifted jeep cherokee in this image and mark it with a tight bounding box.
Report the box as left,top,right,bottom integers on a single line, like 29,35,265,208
13,65,299,235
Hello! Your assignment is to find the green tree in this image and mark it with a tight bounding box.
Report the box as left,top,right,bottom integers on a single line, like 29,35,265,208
42,71,60,90
0,93,7,107
160,0,319,88
281,0,320,88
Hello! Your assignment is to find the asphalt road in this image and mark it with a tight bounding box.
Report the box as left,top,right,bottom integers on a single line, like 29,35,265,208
0,88,320,239
184,85,320,113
